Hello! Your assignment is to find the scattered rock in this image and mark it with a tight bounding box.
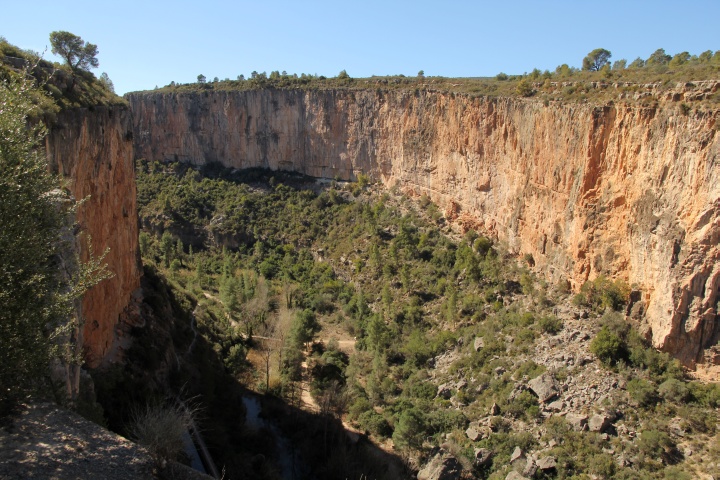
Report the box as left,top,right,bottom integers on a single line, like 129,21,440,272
417,453,463,480
474,448,493,467
466,426,482,442
565,413,588,431
437,384,452,399
588,414,612,433
505,471,527,480
528,373,559,403
508,384,530,401
510,446,525,463
522,457,538,478
536,456,557,471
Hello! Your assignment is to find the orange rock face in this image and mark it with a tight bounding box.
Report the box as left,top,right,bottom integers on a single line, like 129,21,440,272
46,106,141,368
127,90,720,365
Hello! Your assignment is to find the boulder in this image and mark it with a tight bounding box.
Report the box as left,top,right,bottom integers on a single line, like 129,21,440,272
466,426,482,442
473,448,493,467
522,457,538,478
565,413,588,431
508,384,530,401
474,337,485,351
417,453,463,480
505,472,527,480
510,446,525,463
588,414,613,433
528,373,559,403
437,384,452,399
489,402,500,415
536,456,557,471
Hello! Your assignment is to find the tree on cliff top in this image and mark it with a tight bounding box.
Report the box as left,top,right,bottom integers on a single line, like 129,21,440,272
49,31,99,73
582,48,612,71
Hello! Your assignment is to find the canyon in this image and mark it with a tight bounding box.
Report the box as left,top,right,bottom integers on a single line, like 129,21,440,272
43,87,720,368
126,88,720,366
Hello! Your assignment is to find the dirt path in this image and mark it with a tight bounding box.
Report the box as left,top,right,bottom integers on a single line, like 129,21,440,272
300,360,319,412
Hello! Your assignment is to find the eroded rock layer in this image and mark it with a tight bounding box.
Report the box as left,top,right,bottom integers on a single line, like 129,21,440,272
46,106,141,367
127,89,720,364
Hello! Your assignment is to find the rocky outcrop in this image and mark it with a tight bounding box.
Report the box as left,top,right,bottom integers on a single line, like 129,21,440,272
127,89,720,365
46,106,141,367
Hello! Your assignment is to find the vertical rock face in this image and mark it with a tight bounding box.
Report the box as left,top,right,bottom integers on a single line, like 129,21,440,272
46,106,141,367
127,90,720,365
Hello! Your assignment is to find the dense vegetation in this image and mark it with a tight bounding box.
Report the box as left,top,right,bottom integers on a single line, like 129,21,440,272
0,50,113,419
133,160,720,479
147,47,720,107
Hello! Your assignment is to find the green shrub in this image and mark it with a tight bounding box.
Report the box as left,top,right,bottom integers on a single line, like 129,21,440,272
538,315,563,334
516,79,533,97
358,410,392,438
590,326,625,365
688,381,720,407
392,408,427,450
678,405,716,434
638,429,674,458
575,275,630,311
627,378,658,408
658,379,689,403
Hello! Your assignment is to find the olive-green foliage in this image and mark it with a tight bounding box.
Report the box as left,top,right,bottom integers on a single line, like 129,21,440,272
591,312,684,382
677,405,716,434
537,315,563,334
583,48,612,71
142,45,720,107
638,429,676,462
688,381,720,408
0,38,123,116
516,79,533,97
627,378,659,408
0,69,65,415
574,275,630,312
357,410,392,438
590,326,624,365
49,31,99,73
290,309,320,348
392,408,426,449
658,378,689,403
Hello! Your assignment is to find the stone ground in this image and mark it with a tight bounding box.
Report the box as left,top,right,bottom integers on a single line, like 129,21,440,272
0,403,211,480
0,403,155,480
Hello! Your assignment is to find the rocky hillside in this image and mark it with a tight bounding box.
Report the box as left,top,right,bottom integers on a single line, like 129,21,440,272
127,87,720,366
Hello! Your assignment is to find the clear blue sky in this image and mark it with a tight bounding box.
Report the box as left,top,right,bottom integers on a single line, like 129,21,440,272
3,0,718,95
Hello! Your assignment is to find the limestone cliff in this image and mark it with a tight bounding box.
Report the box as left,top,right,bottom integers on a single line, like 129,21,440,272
127,89,720,365
46,106,141,367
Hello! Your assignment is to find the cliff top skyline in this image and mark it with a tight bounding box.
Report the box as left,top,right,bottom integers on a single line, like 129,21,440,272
5,0,719,95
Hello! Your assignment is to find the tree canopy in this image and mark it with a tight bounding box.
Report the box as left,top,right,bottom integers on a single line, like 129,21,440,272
0,69,64,415
582,48,612,71
49,31,99,72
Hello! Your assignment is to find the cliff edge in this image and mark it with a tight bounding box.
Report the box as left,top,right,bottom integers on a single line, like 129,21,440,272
127,88,720,365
